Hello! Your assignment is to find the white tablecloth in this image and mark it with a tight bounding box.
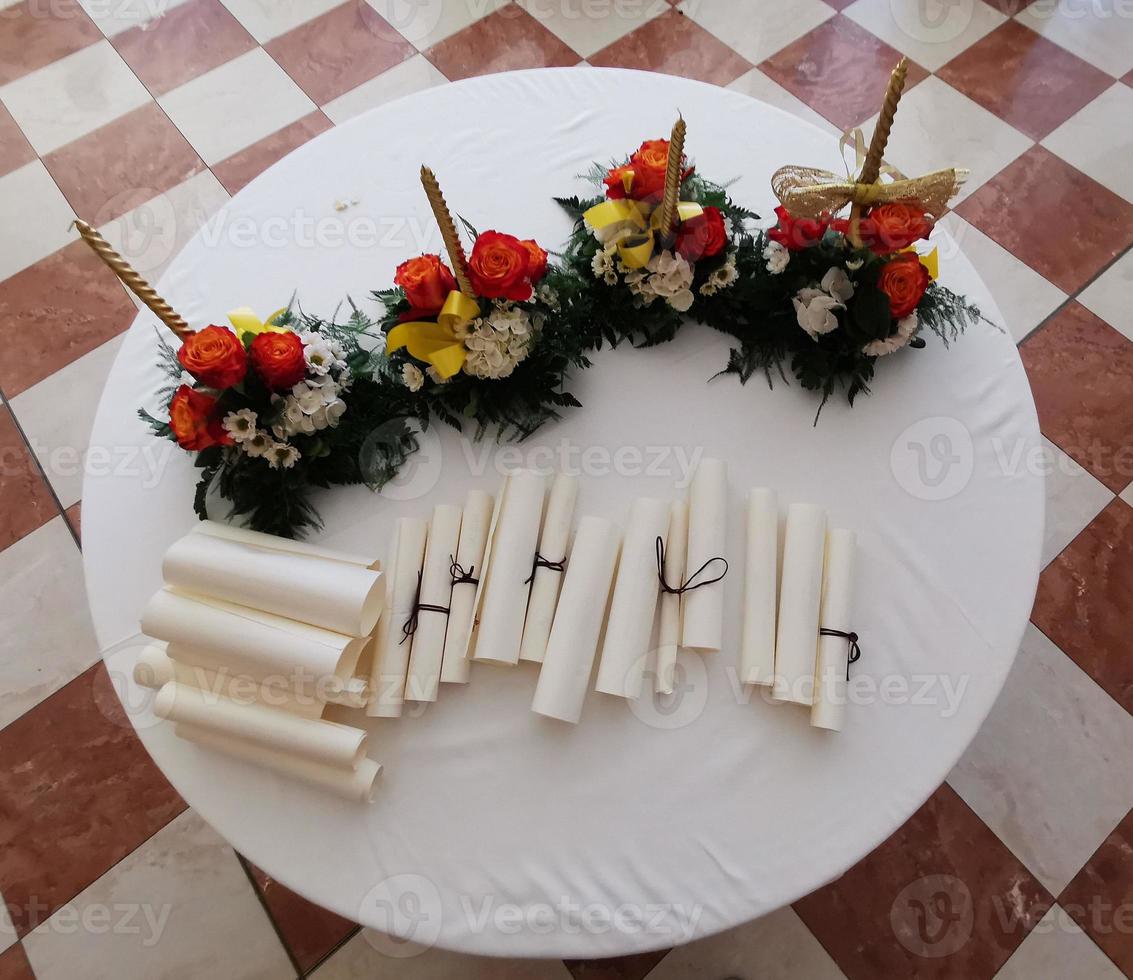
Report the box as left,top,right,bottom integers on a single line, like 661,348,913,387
84,68,1043,958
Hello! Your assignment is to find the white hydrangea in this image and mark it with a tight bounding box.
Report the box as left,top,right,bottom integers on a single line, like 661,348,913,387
463,303,537,380
762,240,789,274
222,408,257,443
793,287,843,339
402,362,424,392
271,375,347,438
535,282,560,310
699,253,739,297
821,266,855,303
863,313,918,357
265,442,301,469
624,251,695,311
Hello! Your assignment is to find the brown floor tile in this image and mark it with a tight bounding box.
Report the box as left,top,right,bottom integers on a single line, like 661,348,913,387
793,783,1052,979
565,950,670,980
1060,806,1133,976
42,102,205,225
956,146,1133,293
425,5,580,81
246,862,356,972
589,8,752,86
64,501,81,543
0,0,101,87
1019,303,1133,492
211,110,333,194
110,0,256,97
265,0,414,105
0,102,35,180
938,20,1112,141
0,407,58,551
0,662,186,937
759,15,929,131
0,239,138,397
1032,499,1133,714
0,944,34,980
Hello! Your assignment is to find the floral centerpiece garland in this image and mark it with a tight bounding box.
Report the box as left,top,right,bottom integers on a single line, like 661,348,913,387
555,118,760,347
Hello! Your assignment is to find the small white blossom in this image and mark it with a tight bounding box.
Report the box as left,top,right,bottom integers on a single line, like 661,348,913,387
762,240,790,274
591,248,616,282
266,442,301,469
821,266,855,303
222,408,257,442
242,430,272,458
845,256,865,272
644,251,695,312
299,332,347,376
402,362,424,391
463,303,536,380
535,283,560,310
863,313,918,357
325,398,347,424
794,287,843,339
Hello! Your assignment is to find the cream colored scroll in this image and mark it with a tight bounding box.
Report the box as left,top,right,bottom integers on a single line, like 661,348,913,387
154,682,367,768
468,469,547,666
174,724,382,803
519,473,579,664
532,517,621,723
595,497,671,700
405,504,462,702
142,589,366,683
740,489,779,687
440,490,494,684
368,518,428,718
655,500,688,695
681,458,728,652
192,520,380,568
772,503,827,706
162,532,384,636
812,529,857,731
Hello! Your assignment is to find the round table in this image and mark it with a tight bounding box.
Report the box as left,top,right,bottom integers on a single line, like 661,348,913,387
84,68,1043,958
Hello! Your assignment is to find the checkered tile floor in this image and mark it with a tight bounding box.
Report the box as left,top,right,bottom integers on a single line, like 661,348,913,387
1,0,1132,976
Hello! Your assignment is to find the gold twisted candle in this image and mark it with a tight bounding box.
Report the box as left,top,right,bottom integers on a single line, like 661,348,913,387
73,220,193,341
847,58,908,247
657,117,686,239
420,166,474,296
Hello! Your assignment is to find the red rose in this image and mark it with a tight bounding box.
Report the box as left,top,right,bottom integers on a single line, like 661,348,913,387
394,254,457,314
877,252,930,319
467,230,533,301
603,163,635,200
860,203,934,254
250,331,307,391
519,239,548,283
168,385,230,451
176,325,246,389
674,206,727,261
768,205,830,250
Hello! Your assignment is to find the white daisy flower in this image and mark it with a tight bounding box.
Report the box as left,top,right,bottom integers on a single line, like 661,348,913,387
266,442,301,469
402,363,424,392
863,313,918,357
222,408,257,442
242,430,272,458
762,240,789,274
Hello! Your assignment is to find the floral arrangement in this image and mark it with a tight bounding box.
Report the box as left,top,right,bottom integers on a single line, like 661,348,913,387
140,305,421,537
556,119,759,347
376,167,598,439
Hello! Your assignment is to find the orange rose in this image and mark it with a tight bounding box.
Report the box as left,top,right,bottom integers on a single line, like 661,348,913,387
877,252,930,319
168,385,230,451
467,231,533,301
519,239,548,282
861,203,934,254
250,331,307,391
602,163,636,200
394,254,457,314
628,139,672,200
176,325,247,390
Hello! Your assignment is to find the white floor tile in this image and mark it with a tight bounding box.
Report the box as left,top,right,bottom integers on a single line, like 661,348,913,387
935,214,1065,343
219,0,347,42
313,930,573,978
855,76,1032,204
98,170,230,287
1043,83,1133,205
843,0,1006,71
322,54,449,123
0,161,76,281
76,0,195,37
10,336,124,510
0,41,152,155
949,623,1133,895
520,0,668,59
994,905,1123,980
157,48,315,165
679,0,835,65
1079,248,1133,342
1017,0,1133,78
1037,437,1115,567
0,891,14,955
23,810,293,980
0,518,100,730
727,67,841,138
367,0,510,50
1121,480,1133,507
644,906,846,979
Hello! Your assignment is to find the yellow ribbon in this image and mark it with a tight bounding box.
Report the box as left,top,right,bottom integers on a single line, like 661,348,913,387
386,290,480,380
229,306,287,338
908,246,939,281
583,198,705,270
